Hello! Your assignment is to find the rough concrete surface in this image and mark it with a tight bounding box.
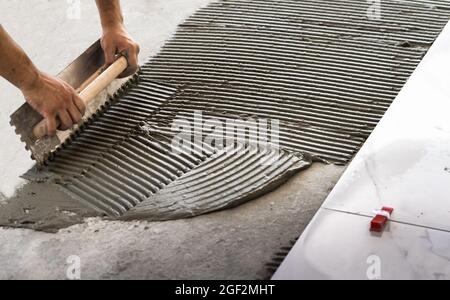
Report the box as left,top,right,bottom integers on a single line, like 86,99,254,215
0,163,343,280
0,0,345,279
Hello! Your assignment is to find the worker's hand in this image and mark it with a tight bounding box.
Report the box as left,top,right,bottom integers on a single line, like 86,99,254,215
21,72,86,136
100,24,140,78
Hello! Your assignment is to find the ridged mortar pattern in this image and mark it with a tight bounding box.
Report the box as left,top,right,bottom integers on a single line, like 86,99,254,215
45,0,450,218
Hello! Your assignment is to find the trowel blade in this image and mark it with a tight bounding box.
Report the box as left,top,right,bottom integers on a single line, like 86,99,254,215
9,40,105,165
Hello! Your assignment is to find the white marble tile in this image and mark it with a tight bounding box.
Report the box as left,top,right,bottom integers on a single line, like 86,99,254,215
273,209,450,280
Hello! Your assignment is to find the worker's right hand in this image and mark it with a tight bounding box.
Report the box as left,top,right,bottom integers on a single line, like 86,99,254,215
21,72,86,136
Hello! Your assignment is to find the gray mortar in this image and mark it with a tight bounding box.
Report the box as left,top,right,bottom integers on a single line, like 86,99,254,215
0,182,98,233
1,0,340,279
2,0,450,231
31,0,450,225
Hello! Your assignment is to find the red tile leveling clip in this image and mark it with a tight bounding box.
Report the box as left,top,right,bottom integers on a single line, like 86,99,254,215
370,207,394,232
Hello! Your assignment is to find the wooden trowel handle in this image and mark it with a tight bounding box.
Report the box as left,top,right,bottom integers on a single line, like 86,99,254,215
33,56,128,139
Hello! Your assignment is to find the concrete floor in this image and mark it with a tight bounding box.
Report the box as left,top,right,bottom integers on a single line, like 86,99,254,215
0,163,343,279
0,0,345,279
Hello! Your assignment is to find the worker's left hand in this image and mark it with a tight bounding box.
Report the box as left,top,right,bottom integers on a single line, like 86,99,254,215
100,24,140,78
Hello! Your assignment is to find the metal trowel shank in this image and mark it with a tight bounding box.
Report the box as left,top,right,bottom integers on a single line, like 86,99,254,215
10,40,105,165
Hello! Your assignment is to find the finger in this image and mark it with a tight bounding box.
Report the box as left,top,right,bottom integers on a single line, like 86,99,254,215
58,110,73,131
119,47,139,78
73,93,86,116
68,102,82,124
44,114,57,137
126,63,139,77
103,44,117,66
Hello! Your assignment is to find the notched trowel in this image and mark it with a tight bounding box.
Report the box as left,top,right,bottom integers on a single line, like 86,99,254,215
10,40,128,166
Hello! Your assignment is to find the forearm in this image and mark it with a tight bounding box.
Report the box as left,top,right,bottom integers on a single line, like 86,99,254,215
0,25,40,92
96,1,139,76
95,0,124,30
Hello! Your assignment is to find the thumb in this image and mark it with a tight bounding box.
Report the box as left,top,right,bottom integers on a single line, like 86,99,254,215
44,113,57,137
